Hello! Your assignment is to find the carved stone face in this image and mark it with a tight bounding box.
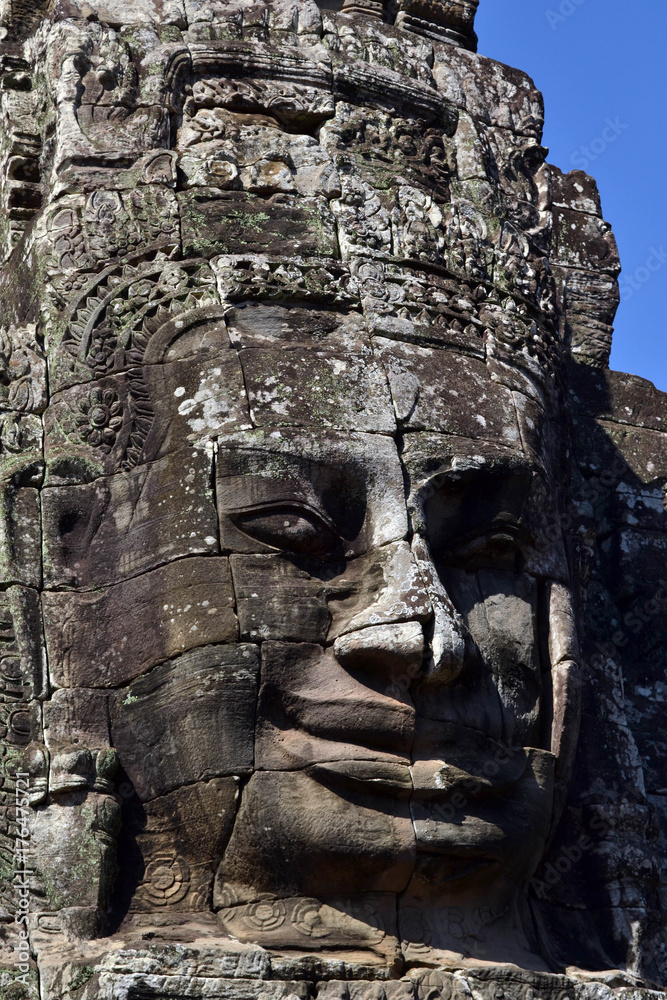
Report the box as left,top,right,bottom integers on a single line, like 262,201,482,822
6,0,667,989
206,309,563,965
40,290,573,966
1,0,590,979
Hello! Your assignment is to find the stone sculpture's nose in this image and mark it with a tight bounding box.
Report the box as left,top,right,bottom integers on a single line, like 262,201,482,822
327,540,432,693
411,534,469,686
333,620,425,685
329,534,471,695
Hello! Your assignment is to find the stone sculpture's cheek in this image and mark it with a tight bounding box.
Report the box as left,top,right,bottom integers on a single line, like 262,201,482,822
421,569,543,744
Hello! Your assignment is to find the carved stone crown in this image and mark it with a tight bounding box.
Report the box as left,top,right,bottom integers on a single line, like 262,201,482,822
393,0,479,49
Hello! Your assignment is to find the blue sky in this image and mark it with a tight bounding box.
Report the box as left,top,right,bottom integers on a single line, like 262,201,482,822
475,0,667,392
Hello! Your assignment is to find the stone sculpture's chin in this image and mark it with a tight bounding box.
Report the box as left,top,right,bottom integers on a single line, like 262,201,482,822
212,740,554,957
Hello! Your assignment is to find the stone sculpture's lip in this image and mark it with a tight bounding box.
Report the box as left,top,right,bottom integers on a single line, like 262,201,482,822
306,759,413,799
284,694,415,753
416,854,500,885
409,767,515,800
304,757,525,807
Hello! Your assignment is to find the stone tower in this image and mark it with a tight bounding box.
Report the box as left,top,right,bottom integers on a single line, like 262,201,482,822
0,1,665,998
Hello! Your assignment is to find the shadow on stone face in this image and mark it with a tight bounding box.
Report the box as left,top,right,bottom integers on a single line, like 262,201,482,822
529,362,667,983
106,767,145,936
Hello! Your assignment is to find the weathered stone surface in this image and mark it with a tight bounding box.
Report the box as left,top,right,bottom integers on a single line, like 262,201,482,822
570,365,667,432
215,428,408,557
231,554,331,642
179,189,339,259
43,557,238,687
178,112,341,199
43,687,110,753
44,351,251,482
30,788,121,919
551,205,620,275
109,644,258,797
127,778,240,912
42,449,220,588
223,302,369,352
0,483,41,587
219,768,415,899
239,346,396,432
0,0,665,994
255,641,415,769
217,891,400,961
374,338,522,442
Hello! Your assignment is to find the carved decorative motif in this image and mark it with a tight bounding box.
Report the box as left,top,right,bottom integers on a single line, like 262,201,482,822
75,387,123,451
142,855,191,906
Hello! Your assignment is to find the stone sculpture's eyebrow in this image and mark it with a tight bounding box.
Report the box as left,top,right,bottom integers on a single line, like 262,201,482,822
416,456,536,498
216,444,368,537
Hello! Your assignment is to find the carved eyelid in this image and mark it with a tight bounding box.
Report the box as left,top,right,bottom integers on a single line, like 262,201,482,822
446,520,532,552
228,501,340,535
